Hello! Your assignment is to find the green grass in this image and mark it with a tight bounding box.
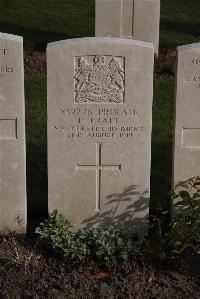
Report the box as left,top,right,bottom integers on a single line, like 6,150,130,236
160,0,200,48
0,0,94,50
0,0,199,50
151,79,174,216
25,75,47,218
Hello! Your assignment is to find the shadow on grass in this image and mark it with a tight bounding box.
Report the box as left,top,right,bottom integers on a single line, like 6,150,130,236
150,79,174,229
0,21,74,51
150,141,172,228
26,142,48,220
25,75,48,230
0,0,95,51
161,18,200,38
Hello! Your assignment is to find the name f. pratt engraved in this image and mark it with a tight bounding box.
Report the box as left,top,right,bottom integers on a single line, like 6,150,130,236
74,55,125,103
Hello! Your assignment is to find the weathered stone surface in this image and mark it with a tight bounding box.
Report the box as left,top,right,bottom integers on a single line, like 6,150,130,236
173,43,200,190
95,0,160,55
47,37,154,233
0,33,26,233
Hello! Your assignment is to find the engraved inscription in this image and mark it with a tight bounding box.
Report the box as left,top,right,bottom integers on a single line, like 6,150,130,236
182,127,200,150
192,58,200,65
76,143,121,211
184,57,200,87
0,47,14,79
184,73,200,87
52,107,144,139
74,55,125,104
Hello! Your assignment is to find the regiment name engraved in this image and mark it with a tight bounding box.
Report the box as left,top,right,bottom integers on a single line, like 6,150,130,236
74,55,125,104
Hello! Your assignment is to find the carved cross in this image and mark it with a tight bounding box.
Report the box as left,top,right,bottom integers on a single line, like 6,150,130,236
76,143,121,211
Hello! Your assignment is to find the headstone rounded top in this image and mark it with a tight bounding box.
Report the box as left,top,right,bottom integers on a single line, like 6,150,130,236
47,33,154,234
0,30,26,233
177,42,200,52
0,32,23,42
47,37,154,49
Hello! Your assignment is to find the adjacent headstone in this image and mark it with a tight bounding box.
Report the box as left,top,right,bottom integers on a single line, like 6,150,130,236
95,0,160,56
47,37,154,233
0,33,26,233
173,43,200,189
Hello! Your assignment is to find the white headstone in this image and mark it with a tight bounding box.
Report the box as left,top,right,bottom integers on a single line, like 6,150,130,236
173,43,200,189
0,33,26,233
95,0,160,56
47,37,154,234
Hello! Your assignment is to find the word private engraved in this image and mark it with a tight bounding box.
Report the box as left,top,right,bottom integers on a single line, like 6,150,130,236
74,55,125,104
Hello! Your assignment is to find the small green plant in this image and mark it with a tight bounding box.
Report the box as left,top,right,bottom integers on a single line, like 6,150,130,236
150,205,170,240
79,227,144,262
36,210,144,262
35,209,73,239
170,176,200,255
35,210,88,260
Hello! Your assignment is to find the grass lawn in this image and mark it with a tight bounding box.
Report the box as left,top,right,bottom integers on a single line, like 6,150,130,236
151,79,174,215
25,75,47,219
160,0,200,48
0,0,199,49
0,0,95,50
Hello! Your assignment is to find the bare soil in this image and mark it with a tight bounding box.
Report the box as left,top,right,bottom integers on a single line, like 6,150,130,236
24,49,46,75
0,234,199,298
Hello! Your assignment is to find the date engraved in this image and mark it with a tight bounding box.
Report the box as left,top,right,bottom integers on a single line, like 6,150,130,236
74,55,125,104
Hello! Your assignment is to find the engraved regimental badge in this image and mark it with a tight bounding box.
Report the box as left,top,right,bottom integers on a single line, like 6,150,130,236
74,55,125,103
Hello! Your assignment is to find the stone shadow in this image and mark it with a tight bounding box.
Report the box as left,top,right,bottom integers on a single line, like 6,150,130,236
161,18,200,38
150,141,172,235
81,185,149,233
26,142,48,230
0,21,73,51
151,141,172,209
0,0,95,51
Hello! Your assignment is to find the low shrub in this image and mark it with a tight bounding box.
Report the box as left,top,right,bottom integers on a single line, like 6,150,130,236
170,176,200,255
78,227,144,262
36,177,200,262
36,210,144,262
35,210,88,260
